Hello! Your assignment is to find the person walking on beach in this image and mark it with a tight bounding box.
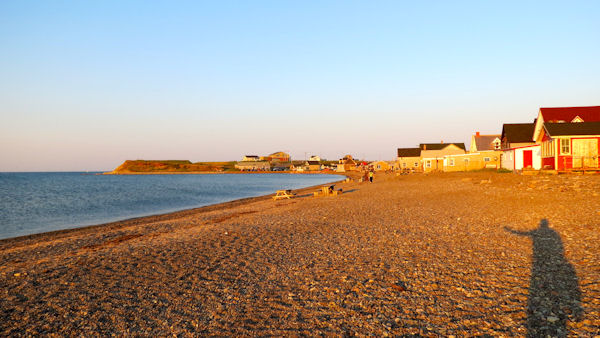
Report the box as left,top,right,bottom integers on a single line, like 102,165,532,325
368,171,374,183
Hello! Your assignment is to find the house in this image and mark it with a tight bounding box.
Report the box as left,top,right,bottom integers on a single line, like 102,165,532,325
304,161,321,171
500,123,541,171
369,160,392,172
336,155,357,172
470,132,501,153
443,153,500,172
242,155,260,162
267,151,291,163
234,161,271,171
420,142,466,172
531,106,600,170
537,122,600,170
309,155,321,162
397,148,422,172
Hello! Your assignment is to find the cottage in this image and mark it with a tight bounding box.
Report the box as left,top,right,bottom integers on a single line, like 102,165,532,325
309,155,321,162
369,161,392,172
420,143,466,172
537,122,600,170
500,123,541,170
470,132,501,153
266,151,291,163
532,106,600,170
304,161,321,171
443,153,500,172
396,148,422,172
336,155,357,172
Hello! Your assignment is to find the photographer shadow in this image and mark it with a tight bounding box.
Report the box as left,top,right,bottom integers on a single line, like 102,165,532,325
505,219,583,337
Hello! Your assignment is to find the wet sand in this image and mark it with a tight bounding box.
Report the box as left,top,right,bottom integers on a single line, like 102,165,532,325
1,172,599,336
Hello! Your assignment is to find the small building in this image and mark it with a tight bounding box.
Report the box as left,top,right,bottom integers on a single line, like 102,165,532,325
337,155,357,172
420,142,466,172
309,155,321,162
537,122,600,170
304,161,321,171
397,148,422,172
267,151,291,163
500,123,541,170
234,161,271,171
443,152,500,172
470,132,501,153
369,160,391,172
242,155,260,162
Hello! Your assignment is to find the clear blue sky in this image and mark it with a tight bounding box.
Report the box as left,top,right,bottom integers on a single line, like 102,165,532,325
1,1,599,171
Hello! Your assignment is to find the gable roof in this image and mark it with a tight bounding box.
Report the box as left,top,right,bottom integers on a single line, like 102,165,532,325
397,148,421,157
539,106,600,123
419,143,466,151
306,161,320,165
544,122,600,136
473,134,501,151
501,123,535,143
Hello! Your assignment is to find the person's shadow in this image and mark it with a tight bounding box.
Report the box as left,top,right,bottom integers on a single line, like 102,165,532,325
505,219,583,337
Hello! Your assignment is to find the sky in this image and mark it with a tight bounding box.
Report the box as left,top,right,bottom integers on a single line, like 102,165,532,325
1,1,599,171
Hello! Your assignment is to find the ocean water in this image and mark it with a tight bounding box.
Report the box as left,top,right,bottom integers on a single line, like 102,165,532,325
0,172,344,240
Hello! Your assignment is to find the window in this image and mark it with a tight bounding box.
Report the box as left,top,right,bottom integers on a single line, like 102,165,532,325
448,158,455,166
414,162,418,167
484,157,491,162
560,138,570,154
402,162,407,168
425,160,431,168
464,159,469,166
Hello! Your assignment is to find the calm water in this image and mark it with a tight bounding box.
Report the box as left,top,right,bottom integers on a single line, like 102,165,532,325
0,172,343,240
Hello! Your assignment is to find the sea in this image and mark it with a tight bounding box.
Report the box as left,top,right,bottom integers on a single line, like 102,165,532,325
0,172,344,240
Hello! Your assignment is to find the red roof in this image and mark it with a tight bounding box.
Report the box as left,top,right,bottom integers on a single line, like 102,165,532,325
539,106,600,123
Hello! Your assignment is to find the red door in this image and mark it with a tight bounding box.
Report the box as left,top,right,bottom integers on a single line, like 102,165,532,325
523,150,533,168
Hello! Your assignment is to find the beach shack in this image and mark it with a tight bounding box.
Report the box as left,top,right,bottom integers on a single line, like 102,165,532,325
336,155,357,172
443,152,500,172
265,151,291,163
369,160,392,172
532,106,600,171
500,123,541,170
536,122,600,171
397,148,422,172
304,161,321,171
420,142,466,172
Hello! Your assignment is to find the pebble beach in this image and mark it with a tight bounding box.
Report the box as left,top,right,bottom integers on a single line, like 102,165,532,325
1,171,599,336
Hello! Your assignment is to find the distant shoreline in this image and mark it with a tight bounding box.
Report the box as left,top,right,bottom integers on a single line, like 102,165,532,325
102,170,341,175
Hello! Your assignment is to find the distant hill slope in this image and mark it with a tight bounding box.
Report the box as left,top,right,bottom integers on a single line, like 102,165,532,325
108,160,237,174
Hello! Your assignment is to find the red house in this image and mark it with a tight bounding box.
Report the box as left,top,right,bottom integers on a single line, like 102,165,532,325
533,106,600,170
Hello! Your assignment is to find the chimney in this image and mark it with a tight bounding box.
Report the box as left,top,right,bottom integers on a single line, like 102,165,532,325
476,131,480,137
441,140,444,144
423,144,427,150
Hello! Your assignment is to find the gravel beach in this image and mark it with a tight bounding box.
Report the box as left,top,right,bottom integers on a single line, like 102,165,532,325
1,171,599,336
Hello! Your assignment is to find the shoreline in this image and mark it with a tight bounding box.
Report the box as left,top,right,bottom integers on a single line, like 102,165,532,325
0,173,350,246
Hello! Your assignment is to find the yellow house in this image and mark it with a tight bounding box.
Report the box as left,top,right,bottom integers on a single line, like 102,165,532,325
420,143,466,172
369,160,394,171
397,148,422,172
443,153,501,172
